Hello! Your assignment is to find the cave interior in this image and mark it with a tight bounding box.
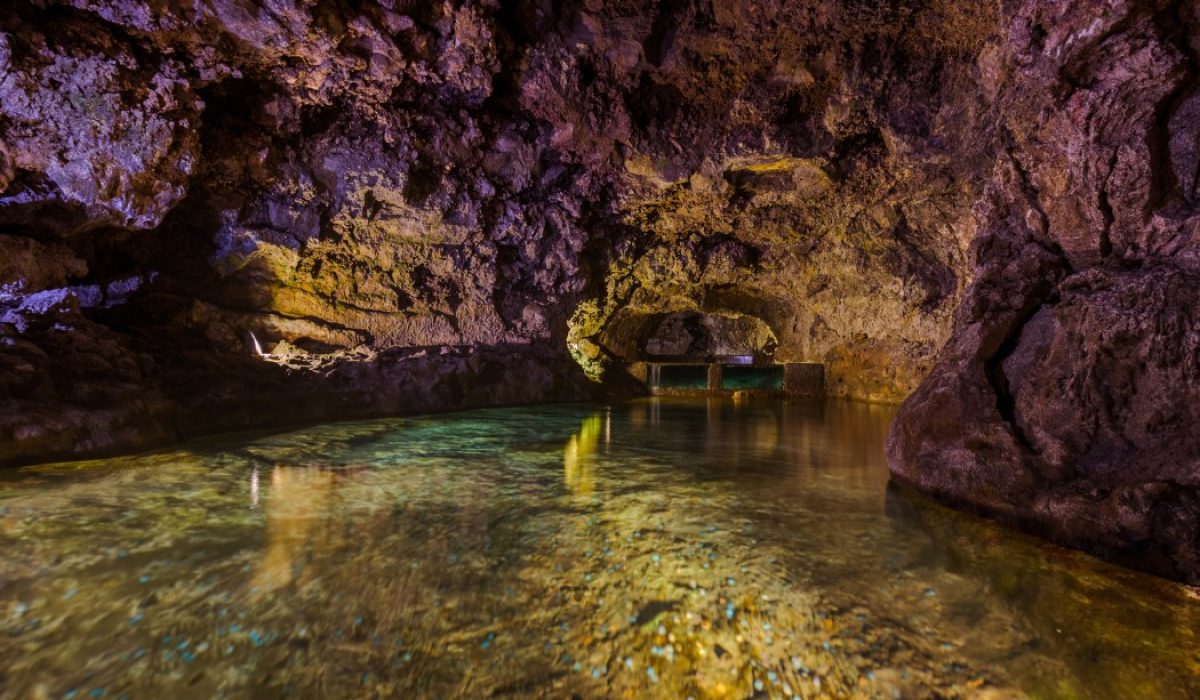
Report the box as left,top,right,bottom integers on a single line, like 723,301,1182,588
1,0,1200,695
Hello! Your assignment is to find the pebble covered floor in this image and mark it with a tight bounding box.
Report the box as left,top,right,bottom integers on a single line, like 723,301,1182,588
1,398,1198,699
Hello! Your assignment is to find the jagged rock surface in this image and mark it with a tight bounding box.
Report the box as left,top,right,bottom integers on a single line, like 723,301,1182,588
1,0,995,466
887,0,1200,584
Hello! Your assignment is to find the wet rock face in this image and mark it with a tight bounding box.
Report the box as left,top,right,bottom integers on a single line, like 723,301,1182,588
888,0,1200,583
0,0,605,466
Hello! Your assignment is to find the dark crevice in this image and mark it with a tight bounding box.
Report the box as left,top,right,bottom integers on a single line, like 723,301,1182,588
299,101,343,140
889,212,958,312
983,299,1055,458
3,2,153,69
402,161,442,204
643,0,688,67
1097,153,1117,259
1059,8,1142,85
1145,0,1200,214
1191,127,1200,204
1003,138,1074,274
485,0,539,113
832,128,889,172
200,298,376,345
980,138,1072,457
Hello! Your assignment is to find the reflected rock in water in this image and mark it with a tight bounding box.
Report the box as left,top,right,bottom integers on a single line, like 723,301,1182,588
251,463,372,595
564,414,602,494
253,464,337,593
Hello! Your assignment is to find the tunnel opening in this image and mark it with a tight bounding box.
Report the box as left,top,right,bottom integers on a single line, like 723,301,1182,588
604,310,824,397
569,297,824,397
641,311,777,363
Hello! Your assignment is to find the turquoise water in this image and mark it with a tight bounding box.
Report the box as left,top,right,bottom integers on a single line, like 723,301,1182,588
657,364,710,389
721,366,784,391
0,398,1197,699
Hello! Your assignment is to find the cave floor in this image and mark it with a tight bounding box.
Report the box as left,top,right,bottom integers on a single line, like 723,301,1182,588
0,398,1197,699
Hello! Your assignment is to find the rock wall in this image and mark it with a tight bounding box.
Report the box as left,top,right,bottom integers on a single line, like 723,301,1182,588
1,0,997,465
0,0,606,466
888,0,1200,584
552,1,996,401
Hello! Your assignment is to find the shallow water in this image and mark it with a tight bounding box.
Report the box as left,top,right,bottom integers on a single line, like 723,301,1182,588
1,398,1198,699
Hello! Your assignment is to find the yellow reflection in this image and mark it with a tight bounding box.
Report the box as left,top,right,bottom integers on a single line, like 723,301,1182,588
749,410,779,455
724,399,779,459
252,464,335,594
564,414,603,494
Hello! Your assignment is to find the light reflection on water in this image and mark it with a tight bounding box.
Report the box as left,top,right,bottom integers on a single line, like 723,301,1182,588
0,398,1197,699
564,413,603,495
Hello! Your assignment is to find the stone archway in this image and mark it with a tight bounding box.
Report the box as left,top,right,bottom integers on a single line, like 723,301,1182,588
641,311,777,361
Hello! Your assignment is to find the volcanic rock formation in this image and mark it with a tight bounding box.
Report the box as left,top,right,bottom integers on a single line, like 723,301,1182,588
0,1,1197,581
888,0,1200,584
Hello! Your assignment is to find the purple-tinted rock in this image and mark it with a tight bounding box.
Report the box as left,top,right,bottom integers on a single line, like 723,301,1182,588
888,0,1200,583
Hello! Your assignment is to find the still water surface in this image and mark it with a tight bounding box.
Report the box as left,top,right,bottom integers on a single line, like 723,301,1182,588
1,398,1198,699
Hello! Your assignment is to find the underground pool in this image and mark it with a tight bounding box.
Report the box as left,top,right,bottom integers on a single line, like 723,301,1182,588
1,398,1198,699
